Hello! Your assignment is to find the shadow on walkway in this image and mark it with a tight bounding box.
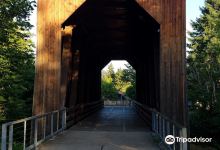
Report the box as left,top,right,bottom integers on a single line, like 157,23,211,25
38,106,159,150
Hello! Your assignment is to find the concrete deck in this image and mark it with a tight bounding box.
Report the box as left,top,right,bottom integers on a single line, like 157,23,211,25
38,106,160,150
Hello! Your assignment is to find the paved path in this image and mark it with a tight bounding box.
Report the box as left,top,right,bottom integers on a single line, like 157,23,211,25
38,106,159,150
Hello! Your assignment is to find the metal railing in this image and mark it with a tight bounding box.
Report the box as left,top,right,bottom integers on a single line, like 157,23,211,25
1,108,66,150
1,101,187,150
132,100,187,150
151,110,187,150
104,100,132,106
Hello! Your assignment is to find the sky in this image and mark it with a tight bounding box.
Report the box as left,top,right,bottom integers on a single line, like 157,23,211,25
30,0,205,71
186,0,205,34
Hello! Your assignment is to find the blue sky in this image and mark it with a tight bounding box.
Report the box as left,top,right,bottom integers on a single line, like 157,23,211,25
30,0,205,71
186,0,205,32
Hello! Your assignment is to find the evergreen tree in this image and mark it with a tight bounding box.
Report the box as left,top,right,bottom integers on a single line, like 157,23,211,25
0,0,36,122
114,68,131,93
122,64,136,99
122,64,136,86
107,63,115,83
187,0,220,146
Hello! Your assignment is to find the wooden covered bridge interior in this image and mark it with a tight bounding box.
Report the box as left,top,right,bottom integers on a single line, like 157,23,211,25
32,0,187,149
61,0,161,122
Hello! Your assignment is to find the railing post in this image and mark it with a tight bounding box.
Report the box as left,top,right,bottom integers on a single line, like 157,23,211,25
43,116,46,139
172,124,176,150
23,121,27,150
155,114,159,134
152,112,156,132
166,121,172,150
34,118,38,147
8,125,13,150
165,120,171,150
51,112,54,136
166,121,170,135
159,115,162,137
57,112,59,132
1,124,7,150
151,112,155,131
180,128,187,150
162,118,165,139
0,108,68,150
62,109,66,130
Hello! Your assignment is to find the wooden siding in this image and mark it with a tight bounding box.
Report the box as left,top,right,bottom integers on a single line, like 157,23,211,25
33,0,85,115
136,0,186,125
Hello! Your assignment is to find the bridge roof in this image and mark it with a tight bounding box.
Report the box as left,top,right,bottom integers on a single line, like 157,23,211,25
62,0,159,28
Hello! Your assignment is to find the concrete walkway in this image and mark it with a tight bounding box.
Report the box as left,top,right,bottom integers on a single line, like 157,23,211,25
38,106,160,150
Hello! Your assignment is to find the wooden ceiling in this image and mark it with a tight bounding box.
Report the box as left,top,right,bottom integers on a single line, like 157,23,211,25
62,0,160,59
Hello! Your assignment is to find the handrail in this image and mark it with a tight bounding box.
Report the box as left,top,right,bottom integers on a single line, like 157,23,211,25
132,100,187,150
1,108,66,150
1,101,187,150
132,100,185,129
2,109,66,127
66,100,103,111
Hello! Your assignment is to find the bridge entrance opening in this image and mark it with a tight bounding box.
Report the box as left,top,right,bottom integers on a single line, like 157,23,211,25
62,0,160,121
101,60,136,106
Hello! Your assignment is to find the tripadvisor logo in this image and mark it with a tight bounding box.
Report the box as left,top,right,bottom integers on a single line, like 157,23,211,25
164,135,212,145
165,135,175,145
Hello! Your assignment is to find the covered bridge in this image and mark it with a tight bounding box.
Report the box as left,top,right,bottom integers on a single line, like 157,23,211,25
32,0,187,149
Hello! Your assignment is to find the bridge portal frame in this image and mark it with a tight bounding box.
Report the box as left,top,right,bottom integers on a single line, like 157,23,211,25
33,0,187,126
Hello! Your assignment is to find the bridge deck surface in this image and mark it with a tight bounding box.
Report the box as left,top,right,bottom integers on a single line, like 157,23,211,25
38,106,159,150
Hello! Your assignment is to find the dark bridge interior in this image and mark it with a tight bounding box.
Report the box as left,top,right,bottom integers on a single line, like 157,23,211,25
62,0,160,126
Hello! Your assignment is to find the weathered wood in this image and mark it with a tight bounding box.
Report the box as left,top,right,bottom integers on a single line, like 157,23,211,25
134,0,186,125
60,27,73,107
33,0,85,115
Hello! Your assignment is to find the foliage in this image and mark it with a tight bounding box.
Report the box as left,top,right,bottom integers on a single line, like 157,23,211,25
101,63,136,100
187,0,220,146
121,64,136,85
122,64,136,99
107,63,115,82
0,0,36,122
125,85,136,100
101,71,118,100
114,68,131,93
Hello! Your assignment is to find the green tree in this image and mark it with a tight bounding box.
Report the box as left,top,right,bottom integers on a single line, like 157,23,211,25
101,70,117,100
106,63,115,82
187,0,220,146
0,0,36,122
122,64,136,99
101,63,136,100
122,64,136,85
114,68,131,93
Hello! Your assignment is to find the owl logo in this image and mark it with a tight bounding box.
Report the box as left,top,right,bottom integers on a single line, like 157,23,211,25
165,135,175,145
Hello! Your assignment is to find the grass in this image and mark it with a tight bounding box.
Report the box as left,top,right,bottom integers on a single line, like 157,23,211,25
0,143,23,150
13,143,23,150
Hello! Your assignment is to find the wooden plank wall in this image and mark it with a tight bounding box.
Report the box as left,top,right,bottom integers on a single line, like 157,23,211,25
33,0,186,126
137,0,186,125
33,0,85,115
60,27,73,108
